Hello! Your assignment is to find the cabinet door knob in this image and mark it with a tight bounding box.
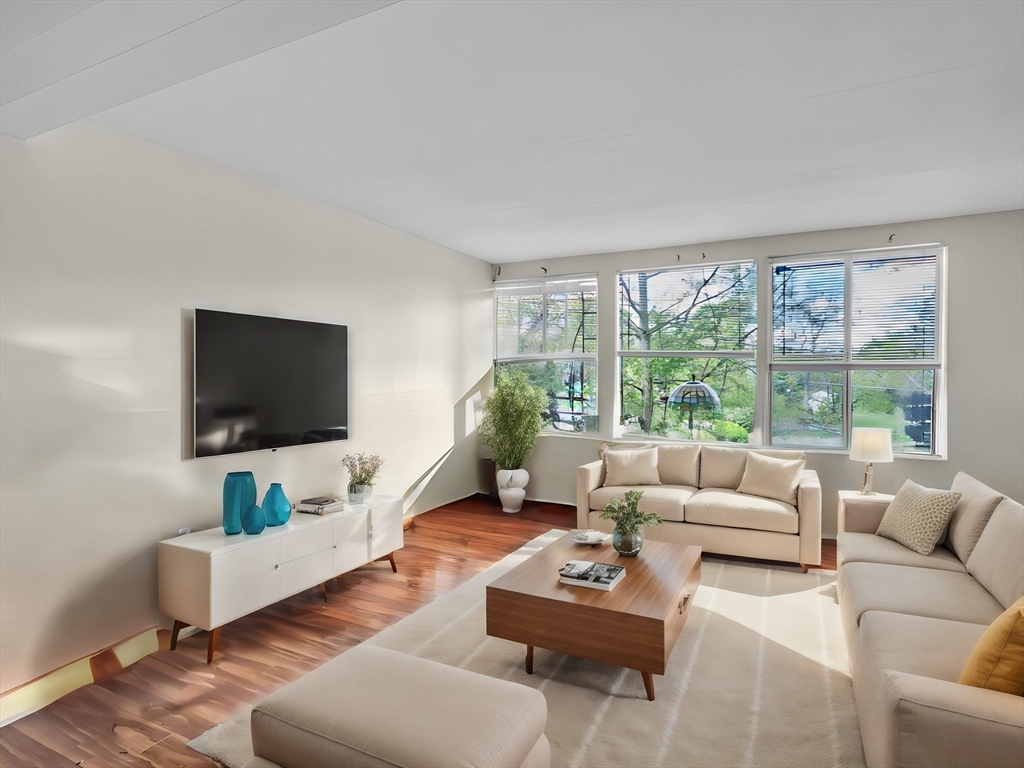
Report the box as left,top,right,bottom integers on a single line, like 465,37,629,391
334,545,338,549
274,564,280,570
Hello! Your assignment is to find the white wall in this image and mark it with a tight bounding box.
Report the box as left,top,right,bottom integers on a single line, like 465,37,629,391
0,121,494,692
495,211,1024,533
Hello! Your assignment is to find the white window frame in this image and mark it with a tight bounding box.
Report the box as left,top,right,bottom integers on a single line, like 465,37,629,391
616,259,759,442
766,244,946,456
493,273,599,432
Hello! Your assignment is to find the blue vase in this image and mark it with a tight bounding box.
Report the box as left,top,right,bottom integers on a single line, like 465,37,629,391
223,472,256,535
242,504,266,535
262,483,291,527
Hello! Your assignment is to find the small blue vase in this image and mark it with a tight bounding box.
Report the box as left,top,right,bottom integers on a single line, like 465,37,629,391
223,472,256,535
262,483,291,527
242,504,266,535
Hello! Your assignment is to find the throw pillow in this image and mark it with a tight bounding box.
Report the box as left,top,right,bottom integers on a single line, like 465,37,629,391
959,598,1024,696
736,452,806,505
603,447,660,487
876,480,962,556
945,472,1004,564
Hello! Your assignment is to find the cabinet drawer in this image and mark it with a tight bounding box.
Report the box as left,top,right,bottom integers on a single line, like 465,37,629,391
281,522,331,563
211,538,280,626
280,548,334,597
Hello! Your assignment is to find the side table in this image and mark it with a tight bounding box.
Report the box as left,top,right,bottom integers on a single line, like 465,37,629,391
837,490,895,534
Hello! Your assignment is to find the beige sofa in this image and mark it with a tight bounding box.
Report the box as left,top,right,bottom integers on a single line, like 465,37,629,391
837,473,1024,768
577,443,822,569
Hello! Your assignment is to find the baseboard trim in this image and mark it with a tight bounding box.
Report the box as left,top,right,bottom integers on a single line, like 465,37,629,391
0,625,159,727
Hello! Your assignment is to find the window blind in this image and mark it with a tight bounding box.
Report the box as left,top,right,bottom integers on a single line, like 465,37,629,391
495,275,597,359
772,261,845,361
852,254,936,362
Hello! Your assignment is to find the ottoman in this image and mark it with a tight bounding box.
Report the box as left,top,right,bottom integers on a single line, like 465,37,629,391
243,644,550,768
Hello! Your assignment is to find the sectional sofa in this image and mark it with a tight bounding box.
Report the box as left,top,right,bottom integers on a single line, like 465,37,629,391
837,473,1024,767
577,443,822,569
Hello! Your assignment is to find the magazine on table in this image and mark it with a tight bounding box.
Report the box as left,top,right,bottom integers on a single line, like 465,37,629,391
558,560,626,591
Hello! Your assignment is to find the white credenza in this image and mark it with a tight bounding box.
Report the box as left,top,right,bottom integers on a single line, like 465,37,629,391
158,495,403,662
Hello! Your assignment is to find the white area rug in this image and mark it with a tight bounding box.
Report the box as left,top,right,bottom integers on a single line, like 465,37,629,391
189,530,864,767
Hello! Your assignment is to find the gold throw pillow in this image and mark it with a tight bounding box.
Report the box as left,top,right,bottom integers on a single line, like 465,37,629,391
959,598,1024,696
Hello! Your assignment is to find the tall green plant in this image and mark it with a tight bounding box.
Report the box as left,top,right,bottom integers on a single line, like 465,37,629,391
479,369,548,470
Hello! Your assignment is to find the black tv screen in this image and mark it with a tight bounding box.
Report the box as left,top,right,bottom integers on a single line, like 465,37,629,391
193,309,348,457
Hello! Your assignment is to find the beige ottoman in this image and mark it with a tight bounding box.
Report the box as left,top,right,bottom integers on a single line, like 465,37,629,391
243,644,550,768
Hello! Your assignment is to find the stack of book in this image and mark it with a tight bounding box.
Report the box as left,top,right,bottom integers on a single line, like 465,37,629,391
558,560,626,591
295,496,345,515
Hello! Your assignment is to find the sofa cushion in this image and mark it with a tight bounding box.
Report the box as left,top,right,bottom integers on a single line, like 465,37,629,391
837,532,967,573
603,447,660,487
967,497,1024,609
959,598,1024,696
589,485,694,523
698,446,747,490
656,444,701,487
250,644,548,768
860,611,988,684
840,562,1005,627
685,488,798,534
736,452,805,505
946,473,1004,564
876,479,962,556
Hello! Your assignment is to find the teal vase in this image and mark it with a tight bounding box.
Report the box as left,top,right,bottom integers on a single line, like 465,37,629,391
242,504,265,535
223,472,256,535
262,483,291,527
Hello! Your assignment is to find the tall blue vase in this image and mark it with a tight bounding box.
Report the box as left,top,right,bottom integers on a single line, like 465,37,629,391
262,483,291,527
223,471,256,535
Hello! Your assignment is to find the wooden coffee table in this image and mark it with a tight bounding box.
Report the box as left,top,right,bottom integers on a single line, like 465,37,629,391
486,533,701,701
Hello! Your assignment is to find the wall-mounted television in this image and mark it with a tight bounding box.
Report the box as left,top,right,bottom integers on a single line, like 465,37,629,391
193,309,348,457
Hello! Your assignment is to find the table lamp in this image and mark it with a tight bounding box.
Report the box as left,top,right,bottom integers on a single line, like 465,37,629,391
850,427,893,495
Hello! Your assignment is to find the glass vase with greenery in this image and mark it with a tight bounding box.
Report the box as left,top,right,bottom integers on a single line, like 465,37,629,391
600,490,662,557
342,453,383,503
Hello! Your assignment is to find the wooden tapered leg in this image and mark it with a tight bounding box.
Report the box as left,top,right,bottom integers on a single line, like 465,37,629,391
207,627,221,664
525,645,534,674
800,563,810,573
642,672,655,701
170,621,189,651
374,552,398,573
319,582,329,601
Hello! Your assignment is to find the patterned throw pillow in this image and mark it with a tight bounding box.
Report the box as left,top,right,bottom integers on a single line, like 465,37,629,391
876,480,963,555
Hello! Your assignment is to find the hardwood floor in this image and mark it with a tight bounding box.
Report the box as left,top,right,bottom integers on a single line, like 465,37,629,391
0,496,837,768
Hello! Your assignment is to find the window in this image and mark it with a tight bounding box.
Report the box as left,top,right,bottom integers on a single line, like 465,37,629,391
770,248,942,454
494,275,598,432
618,262,757,442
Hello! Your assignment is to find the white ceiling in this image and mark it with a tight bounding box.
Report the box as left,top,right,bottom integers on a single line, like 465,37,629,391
5,1,1023,263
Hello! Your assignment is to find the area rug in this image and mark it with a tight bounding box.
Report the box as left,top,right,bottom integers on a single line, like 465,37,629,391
189,530,864,767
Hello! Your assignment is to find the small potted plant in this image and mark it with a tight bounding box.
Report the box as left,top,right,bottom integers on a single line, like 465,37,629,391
600,490,662,557
342,453,383,503
478,369,548,513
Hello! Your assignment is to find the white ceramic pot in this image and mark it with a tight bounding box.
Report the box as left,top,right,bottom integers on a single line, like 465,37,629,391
496,468,529,513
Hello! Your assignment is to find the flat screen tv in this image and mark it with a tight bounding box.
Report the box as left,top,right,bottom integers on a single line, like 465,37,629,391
193,309,348,457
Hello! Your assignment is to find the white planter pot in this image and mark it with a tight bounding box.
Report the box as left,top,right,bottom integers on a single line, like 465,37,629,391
496,468,529,513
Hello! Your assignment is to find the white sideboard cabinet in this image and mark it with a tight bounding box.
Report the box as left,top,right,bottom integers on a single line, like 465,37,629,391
158,495,403,662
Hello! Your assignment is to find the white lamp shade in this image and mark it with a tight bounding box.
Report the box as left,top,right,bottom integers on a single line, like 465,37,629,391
850,427,894,463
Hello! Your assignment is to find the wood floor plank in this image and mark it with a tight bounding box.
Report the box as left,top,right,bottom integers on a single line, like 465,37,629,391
0,496,834,767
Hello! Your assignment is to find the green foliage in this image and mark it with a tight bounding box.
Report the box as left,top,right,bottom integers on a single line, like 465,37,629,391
341,453,383,485
712,421,749,443
599,490,663,536
479,369,549,470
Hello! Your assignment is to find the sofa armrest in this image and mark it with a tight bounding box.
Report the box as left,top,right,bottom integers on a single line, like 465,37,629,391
577,460,604,529
797,469,822,567
882,670,1024,768
839,495,891,534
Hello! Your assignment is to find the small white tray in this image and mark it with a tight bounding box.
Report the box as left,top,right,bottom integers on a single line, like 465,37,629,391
571,529,611,545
